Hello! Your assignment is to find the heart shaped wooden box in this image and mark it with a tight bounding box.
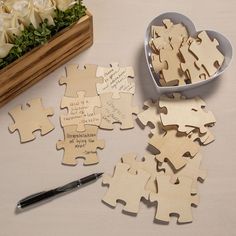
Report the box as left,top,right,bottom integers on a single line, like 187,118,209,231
0,11,93,108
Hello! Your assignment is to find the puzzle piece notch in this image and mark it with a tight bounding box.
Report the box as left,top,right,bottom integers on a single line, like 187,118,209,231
188,128,215,146
159,45,187,86
9,98,54,142
102,163,150,214
121,153,158,193
96,62,135,99
180,40,209,83
149,129,200,170
97,92,139,130
160,153,207,194
60,91,101,131
189,31,224,77
56,125,105,166
59,64,104,97
137,99,165,135
159,93,216,134
150,174,199,223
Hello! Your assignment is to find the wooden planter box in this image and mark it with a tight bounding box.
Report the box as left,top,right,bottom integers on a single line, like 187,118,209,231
0,11,93,108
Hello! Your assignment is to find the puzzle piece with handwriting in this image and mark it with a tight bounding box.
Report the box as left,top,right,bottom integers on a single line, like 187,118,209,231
60,91,101,131
9,98,54,143
98,93,139,130
57,125,105,166
96,62,135,99
102,163,150,214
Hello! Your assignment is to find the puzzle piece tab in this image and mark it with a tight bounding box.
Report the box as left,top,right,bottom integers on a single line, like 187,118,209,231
149,129,199,170
189,31,224,77
102,163,150,214
150,174,199,223
57,125,105,166
60,92,101,131
159,93,216,134
137,99,164,135
9,98,54,142
160,153,207,194
121,153,158,193
59,64,103,97
98,93,139,130
96,63,135,99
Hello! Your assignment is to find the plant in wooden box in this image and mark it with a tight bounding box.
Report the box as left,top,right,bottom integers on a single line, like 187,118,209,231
0,0,86,70
0,0,93,108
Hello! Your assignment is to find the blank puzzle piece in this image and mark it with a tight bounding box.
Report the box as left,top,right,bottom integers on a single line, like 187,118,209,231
97,93,139,130
180,40,209,83
121,153,158,193
160,153,207,194
159,45,187,86
149,129,199,170
57,125,105,166
59,64,103,97
96,62,135,98
137,99,164,135
60,91,101,131
159,93,216,134
9,98,54,143
150,174,199,223
151,19,189,51
102,163,150,214
188,129,215,146
189,31,224,77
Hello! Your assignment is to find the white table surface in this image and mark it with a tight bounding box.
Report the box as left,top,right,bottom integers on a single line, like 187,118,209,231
0,0,236,235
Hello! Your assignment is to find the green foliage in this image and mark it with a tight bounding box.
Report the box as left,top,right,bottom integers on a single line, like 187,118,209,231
0,1,86,70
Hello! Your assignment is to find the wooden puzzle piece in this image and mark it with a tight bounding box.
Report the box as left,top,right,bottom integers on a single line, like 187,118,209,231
56,125,105,166
159,46,187,85
189,31,224,76
151,19,189,50
102,162,150,213
160,153,207,194
96,62,135,99
9,98,54,143
151,53,167,74
180,40,209,83
97,93,139,130
137,99,164,135
121,153,158,193
150,174,199,223
188,129,215,145
60,91,101,131
59,64,103,97
159,93,216,134
148,129,199,170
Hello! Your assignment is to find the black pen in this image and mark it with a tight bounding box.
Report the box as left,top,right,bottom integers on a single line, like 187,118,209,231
17,172,103,209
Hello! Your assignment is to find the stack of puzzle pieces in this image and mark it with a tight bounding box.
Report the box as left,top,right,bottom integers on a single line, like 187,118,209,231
149,19,224,86
57,63,138,166
102,93,216,223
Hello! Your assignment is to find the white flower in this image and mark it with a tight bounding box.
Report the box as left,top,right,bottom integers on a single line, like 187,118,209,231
0,28,13,59
54,0,77,11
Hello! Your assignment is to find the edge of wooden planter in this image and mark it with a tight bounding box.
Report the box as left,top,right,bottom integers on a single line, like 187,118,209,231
0,10,93,108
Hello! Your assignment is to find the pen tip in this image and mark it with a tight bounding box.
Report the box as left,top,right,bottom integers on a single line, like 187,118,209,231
97,172,104,178
17,203,22,209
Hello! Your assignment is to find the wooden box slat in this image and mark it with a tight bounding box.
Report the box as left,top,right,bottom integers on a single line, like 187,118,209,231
0,11,93,107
